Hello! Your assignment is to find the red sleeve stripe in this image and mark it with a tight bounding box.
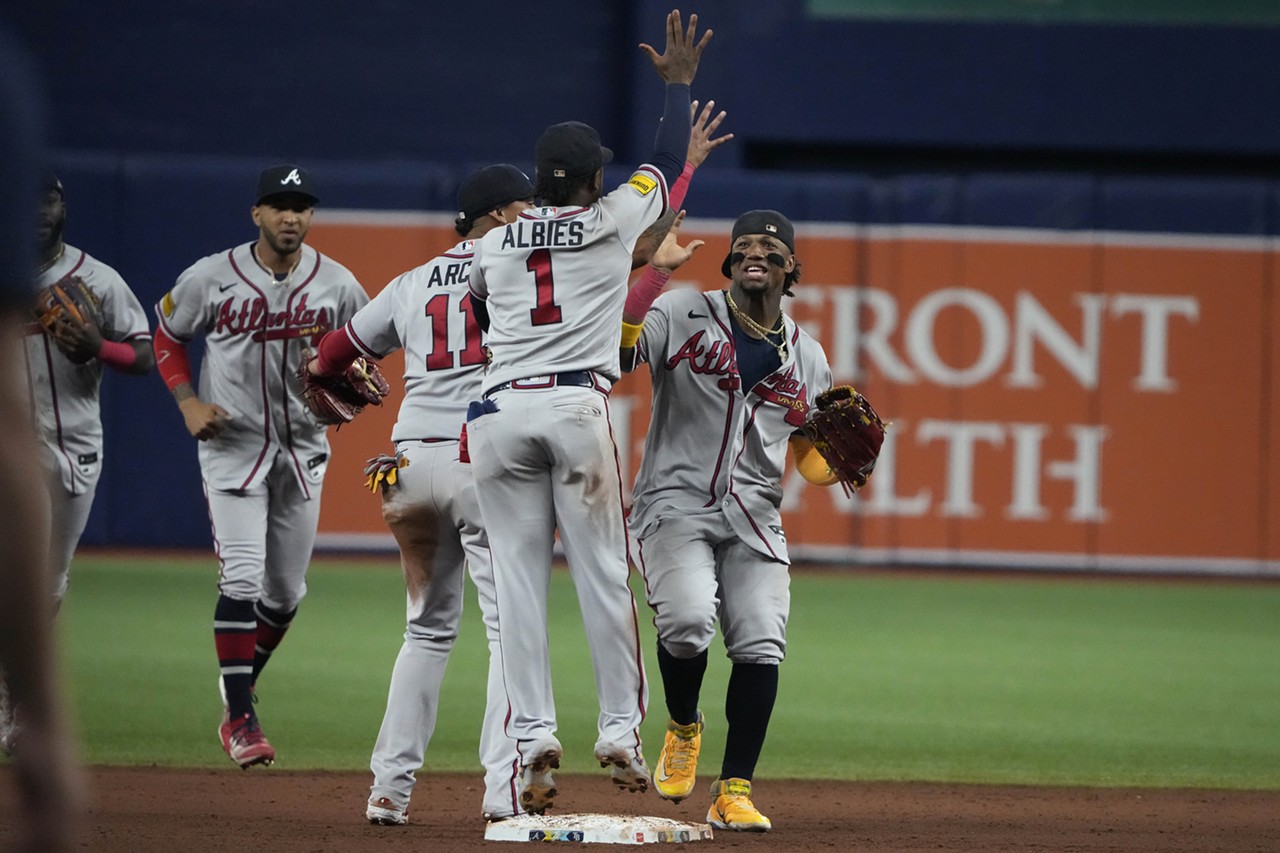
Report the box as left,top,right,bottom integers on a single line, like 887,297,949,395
152,324,192,391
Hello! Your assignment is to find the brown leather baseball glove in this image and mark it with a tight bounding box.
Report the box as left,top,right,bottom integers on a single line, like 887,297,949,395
297,356,392,425
35,275,104,334
801,386,886,491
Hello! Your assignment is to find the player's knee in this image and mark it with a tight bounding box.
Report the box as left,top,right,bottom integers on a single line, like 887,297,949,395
259,587,305,614
725,636,786,664
219,576,265,602
657,611,717,658
403,624,458,651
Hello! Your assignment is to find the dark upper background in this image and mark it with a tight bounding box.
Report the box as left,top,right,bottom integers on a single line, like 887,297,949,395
9,0,1280,180
4,0,1279,550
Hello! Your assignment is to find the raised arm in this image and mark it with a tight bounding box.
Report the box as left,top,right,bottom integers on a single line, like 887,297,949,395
631,99,731,268
639,9,712,185
621,211,705,371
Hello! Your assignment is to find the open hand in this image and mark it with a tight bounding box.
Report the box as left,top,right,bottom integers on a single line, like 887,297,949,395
639,10,713,86
651,210,705,272
687,99,732,168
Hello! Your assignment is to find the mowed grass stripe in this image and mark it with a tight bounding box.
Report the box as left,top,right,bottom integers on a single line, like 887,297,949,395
59,555,1280,788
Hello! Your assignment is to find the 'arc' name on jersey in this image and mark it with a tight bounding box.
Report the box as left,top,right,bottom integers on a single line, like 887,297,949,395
500,219,585,250
428,261,471,288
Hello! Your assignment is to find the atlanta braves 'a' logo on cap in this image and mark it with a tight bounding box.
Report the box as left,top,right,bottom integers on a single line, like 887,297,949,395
256,164,319,206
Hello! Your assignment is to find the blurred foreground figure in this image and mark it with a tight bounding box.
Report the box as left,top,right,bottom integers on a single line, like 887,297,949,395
0,22,85,853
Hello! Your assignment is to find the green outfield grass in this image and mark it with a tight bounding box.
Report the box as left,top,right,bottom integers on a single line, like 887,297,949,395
58,553,1280,789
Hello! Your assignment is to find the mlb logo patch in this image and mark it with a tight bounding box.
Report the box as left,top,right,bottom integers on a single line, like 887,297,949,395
628,174,657,196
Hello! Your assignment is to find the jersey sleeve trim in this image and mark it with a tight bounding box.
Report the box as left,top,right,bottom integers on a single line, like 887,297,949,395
634,164,669,214
153,308,191,343
344,322,383,360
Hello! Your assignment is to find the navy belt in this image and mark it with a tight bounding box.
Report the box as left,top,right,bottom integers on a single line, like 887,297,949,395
485,371,598,397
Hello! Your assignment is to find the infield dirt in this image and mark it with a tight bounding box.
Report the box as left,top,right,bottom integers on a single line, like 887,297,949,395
3,767,1277,851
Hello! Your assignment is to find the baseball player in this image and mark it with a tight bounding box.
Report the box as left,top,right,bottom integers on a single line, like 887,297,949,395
304,164,539,825
620,210,843,832
3,172,155,757
152,165,368,769
465,9,709,814
26,174,156,603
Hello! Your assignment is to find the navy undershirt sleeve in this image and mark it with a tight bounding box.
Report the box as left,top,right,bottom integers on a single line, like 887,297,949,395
649,83,691,186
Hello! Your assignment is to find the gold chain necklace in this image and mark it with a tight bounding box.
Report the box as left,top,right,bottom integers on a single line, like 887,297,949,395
35,244,65,276
725,290,787,361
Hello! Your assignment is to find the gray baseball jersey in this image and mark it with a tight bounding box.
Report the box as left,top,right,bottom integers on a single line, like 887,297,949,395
155,242,367,496
27,244,152,495
345,237,525,819
26,244,151,599
345,238,485,441
629,287,834,563
469,165,669,390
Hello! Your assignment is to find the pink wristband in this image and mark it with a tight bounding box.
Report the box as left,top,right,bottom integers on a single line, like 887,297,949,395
669,162,696,212
97,339,137,371
623,266,672,321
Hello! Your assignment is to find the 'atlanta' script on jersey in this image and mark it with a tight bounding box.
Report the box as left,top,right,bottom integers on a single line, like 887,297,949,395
215,293,334,345
753,368,811,427
667,330,741,391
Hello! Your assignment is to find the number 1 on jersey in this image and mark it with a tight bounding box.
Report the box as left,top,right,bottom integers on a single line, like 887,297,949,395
526,248,563,326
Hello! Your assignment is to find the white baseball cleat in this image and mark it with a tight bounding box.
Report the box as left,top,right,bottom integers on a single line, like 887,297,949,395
366,796,408,826
594,742,652,794
518,738,563,815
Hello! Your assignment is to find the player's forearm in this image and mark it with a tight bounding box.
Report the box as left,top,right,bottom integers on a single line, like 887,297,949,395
152,325,192,391
313,328,360,375
97,338,153,375
171,381,198,405
623,266,671,326
650,83,692,185
668,161,696,214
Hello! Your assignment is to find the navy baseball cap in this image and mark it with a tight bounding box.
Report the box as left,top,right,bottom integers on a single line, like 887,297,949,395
721,210,797,278
457,164,535,221
256,164,319,206
536,121,614,181
42,171,64,197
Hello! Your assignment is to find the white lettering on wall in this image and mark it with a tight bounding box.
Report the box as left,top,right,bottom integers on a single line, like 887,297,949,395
1109,294,1198,392
905,288,1009,387
829,287,916,383
829,285,1197,392
916,420,1006,517
1008,293,1106,389
793,419,1108,523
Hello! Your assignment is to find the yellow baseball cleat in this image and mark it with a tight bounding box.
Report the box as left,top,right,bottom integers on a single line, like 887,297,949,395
706,777,772,832
654,714,703,802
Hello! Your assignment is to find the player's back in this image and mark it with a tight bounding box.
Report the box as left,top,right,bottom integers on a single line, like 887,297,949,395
348,240,487,442
471,166,668,391
473,204,630,388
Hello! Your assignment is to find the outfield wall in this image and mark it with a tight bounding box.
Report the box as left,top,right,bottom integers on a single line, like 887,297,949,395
305,213,1278,575
52,154,1279,574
